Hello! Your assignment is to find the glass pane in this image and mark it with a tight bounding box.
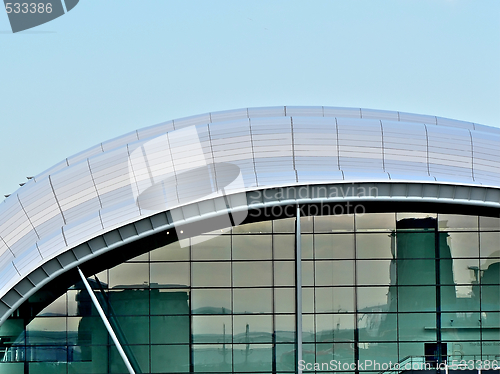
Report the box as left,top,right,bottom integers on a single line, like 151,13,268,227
315,287,355,313
398,313,436,341
150,240,189,261
107,289,149,315
442,312,481,341
232,261,272,287
300,216,314,233
357,342,398,367
151,289,189,315
358,313,397,342
301,234,313,259
480,232,500,259
314,214,354,232
191,289,231,314
441,285,479,311
314,234,354,259
274,261,295,286
26,317,66,345
192,315,231,343
192,262,231,287
302,314,314,343
301,261,314,287
152,344,190,373
274,288,295,314
37,294,66,317
397,212,437,220
482,312,500,341
356,260,392,286
396,231,436,259
316,314,355,342
233,288,272,313
233,315,272,343
438,214,478,231
151,315,190,344
356,212,395,232
273,217,295,233
446,232,479,257
233,220,272,234
398,259,435,285
191,235,231,261
232,235,272,260
315,261,355,286
480,216,500,231
232,344,272,372
276,343,295,371
108,263,149,288
356,233,393,259
481,285,500,311
115,316,149,344
398,286,435,312
110,344,150,373
273,235,295,260
275,315,295,342
150,262,190,288
357,286,393,312
302,287,314,314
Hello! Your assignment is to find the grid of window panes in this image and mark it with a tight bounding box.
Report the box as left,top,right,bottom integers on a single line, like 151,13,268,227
0,212,498,374
302,213,500,372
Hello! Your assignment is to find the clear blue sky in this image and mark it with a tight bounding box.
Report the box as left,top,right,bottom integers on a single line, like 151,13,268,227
1,0,499,197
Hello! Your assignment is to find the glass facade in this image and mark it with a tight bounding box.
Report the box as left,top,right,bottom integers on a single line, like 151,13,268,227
0,211,499,373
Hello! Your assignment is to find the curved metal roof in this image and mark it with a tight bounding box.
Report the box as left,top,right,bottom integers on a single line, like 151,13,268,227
0,106,499,310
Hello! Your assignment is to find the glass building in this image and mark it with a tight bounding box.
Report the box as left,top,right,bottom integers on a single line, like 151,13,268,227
0,107,498,373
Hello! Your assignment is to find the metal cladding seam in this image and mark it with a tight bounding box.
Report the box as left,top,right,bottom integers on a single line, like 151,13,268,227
0,106,499,302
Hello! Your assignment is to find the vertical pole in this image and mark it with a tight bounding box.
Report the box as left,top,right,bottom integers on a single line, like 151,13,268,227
296,205,303,374
77,267,136,374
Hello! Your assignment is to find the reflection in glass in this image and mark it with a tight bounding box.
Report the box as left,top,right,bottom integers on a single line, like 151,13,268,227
192,315,231,343
314,214,354,232
191,289,231,314
273,235,295,259
275,315,295,342
438,214,478,231
191,235,231,261
233,288,272,314
192,262,231,287
233,315,272,343
358,313,396,342
356,234,393,259
274,288,295,314
315,287,355,313
315,260,355,286
357,287,392,312
398,313,436,341
446,232,479,257
233,220,272,234
232,261,272,287
232,235,272,260
316,314,355,342
150,240,189,261
232,344,272,372
274,261,295,286
356,260,392,286
314,234,354,259
150,262,190,287
356,213,395,232
108,263,149,288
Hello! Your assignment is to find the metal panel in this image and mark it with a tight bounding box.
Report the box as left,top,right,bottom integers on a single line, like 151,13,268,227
361,108,399,121
323,107,361,118
285,106,323,117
